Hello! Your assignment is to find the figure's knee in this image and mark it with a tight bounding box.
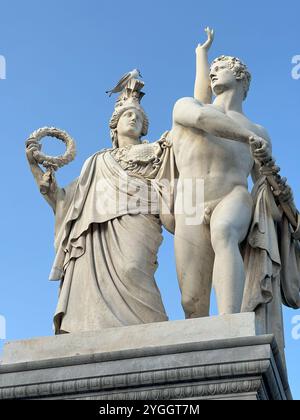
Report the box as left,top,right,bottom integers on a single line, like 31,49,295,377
181,294,210,319
211,222,239,251
122,261,140,281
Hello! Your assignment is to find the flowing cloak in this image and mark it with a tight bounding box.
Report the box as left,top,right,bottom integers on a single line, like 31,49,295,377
242,176,300,373
49,137,177,334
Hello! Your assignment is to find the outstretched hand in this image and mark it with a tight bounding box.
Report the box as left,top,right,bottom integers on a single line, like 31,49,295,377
25,140,41,165
196,27,215,54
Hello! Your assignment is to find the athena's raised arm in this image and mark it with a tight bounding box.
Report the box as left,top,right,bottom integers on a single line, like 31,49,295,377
194,27,214,104
26,140,59,212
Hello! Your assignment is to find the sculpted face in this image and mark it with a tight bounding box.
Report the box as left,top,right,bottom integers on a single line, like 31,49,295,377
117,108,144,140
209,62,238,96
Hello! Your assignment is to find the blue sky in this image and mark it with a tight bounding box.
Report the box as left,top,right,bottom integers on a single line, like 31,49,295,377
0,0,299,399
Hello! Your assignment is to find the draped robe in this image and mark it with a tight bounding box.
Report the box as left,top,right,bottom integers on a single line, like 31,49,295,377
50,138,177,334
242,176,300,375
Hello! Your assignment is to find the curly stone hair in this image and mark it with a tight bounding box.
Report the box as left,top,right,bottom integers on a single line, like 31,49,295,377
211,55,252,100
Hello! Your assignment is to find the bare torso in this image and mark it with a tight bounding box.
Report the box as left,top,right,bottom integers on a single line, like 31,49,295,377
171,106,265,207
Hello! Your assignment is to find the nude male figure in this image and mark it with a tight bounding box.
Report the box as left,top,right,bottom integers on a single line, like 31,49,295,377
171,29,272,318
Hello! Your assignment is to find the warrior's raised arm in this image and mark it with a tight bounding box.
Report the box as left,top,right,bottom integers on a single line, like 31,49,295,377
194,27,214,103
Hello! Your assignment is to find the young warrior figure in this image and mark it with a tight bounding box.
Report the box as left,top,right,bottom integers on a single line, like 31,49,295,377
171,29,276,318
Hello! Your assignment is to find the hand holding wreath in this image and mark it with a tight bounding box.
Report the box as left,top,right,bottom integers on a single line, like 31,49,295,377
25,127,76,195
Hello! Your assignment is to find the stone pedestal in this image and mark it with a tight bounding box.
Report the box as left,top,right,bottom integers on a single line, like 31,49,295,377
0,313,292,400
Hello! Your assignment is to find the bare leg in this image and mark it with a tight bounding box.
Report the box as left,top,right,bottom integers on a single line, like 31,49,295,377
210,186,253,314
175,215,215,318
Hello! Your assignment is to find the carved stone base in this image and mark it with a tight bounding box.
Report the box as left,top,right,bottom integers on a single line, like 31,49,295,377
0,314,292,400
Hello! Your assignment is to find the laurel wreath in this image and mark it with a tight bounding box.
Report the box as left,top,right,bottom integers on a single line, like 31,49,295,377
26,127,76,170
